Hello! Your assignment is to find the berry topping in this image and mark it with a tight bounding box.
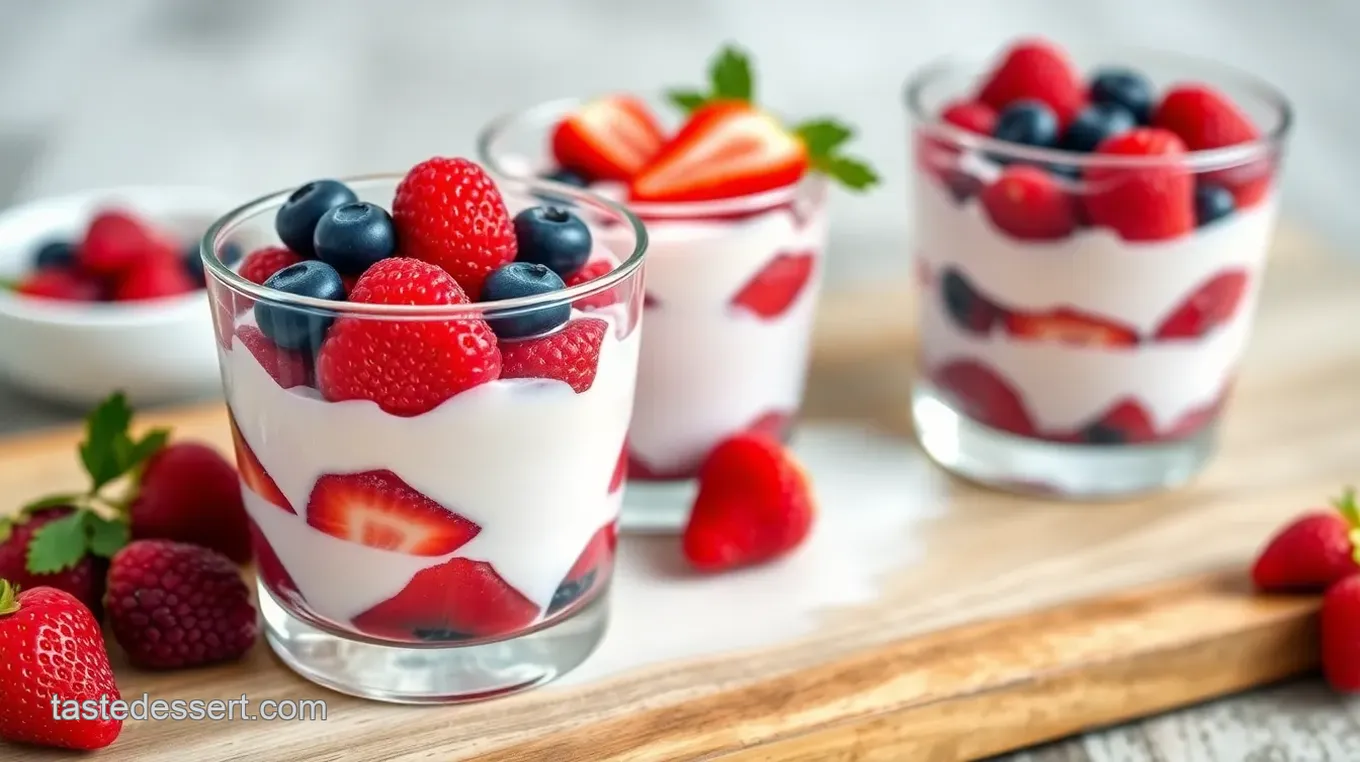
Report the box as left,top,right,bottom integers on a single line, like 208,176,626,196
979,164,1077,241
352,557,537,641
1062,102,1136,153
992,99,1060,148
1194,183,1237,227
976,39,1084,127
306,470,480,556
0,507,108,617
1253,490,1360,594
238,246,303,285
234,324,311,389
512,206,592,278
1089,67,1154,124
77,210,165,277
940,99,998,135
940,267,1000,335
552,95,665,182
275,179,358,257
682,434,815,572
313,201,398,276
392,156,517,296
541,168,590,187
105,540,258,669
1079,400,1156,445
1154,85,1268,208
254,260,346,352
129,442,253,564
481,262,571,339
317,258,501,416
112,258,198,302
1154,269,1249,340
548,522,617,615
500,317,606,393
33,240,76,270
1003,308,1139,347
228,414,294,513
730,251,816,319
1323,573,1360,692
1082,128,1194,242
932,360,1035,437
14,268,101,301
565,259,620,310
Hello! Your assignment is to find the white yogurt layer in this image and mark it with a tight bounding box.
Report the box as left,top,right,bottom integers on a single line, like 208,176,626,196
226,306,638,626
914,176,1279,433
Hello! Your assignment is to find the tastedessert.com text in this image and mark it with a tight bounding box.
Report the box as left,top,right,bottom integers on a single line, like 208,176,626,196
51,693,327,722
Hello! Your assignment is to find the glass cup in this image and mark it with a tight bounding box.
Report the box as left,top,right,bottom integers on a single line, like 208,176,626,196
479,97,830,531
202,173,646,703
905,48,1292,498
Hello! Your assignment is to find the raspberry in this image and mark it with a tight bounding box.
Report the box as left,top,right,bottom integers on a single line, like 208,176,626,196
15,268,102,301
979,165,1077,241
239,246,303,285
392,157,517,295
112,260,197,301
316,258,501,416
501,317,606,393
77,210,166,277
0,507,108,617
1083,128,1195,242
129,442,253,563
105,540,257,669
565,259,619,310
235,325,311,389
1153,85,1269,208
940,100,997,135
976,39,1085,127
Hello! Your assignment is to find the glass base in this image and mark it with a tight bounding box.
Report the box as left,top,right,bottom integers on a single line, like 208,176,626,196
912,384,1218,499
618,478,698,534
259,582,608,704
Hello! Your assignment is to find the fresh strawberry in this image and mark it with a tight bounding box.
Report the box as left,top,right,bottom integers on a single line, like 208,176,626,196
352,557,538,641
682,434,814,572
228,414,294,513
731,251,816,319
1079,400,1156,444
105,540,257,668
1322,573,1360,692
306,470,480,556
976,39,1085,126
500,317,606,393
0,507,108,617
317,257,502,416
1154,85,1268,208
1004,308,1139,347
1252,490,1360,593
552,95,666,182
14,268,101,301
248,521,302,604
548,522,618,614
1154,269,1249,340
239,246,303,285
941,99,998,135
391,157,517,296
235,324,311,388
130,442,254,563
0,581,122,749
113,258,197,302
932,360,1035,437
979,164,1077,241
609,445,627,494
566,259,619,310
1083,128,1195,242
77,210,164,277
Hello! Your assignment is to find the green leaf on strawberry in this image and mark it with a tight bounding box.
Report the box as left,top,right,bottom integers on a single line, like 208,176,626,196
86,515,129,558
710,46,753,102
26,511,89,574
0,579,16,615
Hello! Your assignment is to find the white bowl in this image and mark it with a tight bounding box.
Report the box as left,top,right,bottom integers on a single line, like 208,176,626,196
0,186,244,408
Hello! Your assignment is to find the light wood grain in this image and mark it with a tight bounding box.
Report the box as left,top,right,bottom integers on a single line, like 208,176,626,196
1,226,1357,761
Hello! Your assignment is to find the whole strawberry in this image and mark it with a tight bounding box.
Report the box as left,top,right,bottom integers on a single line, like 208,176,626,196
1322,575,1360,692
0,580,122,749
0,507,108,616
105,540,257,669
130,442,253,563
1251,489,1360,592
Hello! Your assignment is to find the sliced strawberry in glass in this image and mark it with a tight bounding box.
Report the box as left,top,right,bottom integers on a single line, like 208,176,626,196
1154,269,1249,340
551,95,665,182
548,522,618,615
932,360,1036,437
305,470,479,556
352,558,538,642
1004,307,1139,348
228,414,295,514
730,251,816,320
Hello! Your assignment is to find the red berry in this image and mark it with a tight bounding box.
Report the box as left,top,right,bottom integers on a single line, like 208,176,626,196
113,259,197,301
1252,492,1360,593
552,95,666,182
1078,400,1157,444
15,268,101,301
105,540,257,669
0,582,122,750
352,557,538,641
248,520,302,604
316,258,501,416
980,165,1076,241
976,39,1085,127
1324,575,1360,692
1154,269,1250,340
392,157,517,296
238,246,303,285
565,259,619,310
229,414,294,514
305,470,481,556
0,507,107,617
940,99,998,135
1154,85,1269,208
77,210,162,277
609,445,627,494
500,317,606,393
730,251,816,319
130,442,253,563
235,324,311,389
1083,128,1195,242
549,522,617,614
932,360,1035,437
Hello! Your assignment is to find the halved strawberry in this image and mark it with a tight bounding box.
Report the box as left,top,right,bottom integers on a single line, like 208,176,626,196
351,557,538,641
235,325,311,389
228,414,294,514
548,522,618,615
1004,308,1139,347
730,251,815,319
630,101,808,203
1078,400,1156,445
551,95,666,182
305,470,479,556
932,360,1035,437
1154,269,1249,340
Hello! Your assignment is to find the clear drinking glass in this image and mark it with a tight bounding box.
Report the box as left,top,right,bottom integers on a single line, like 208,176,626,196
905,48,1292,498
479,98,829,531
202,174,645,703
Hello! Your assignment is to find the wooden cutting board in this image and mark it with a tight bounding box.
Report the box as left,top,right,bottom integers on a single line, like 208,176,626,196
1,224,1356,761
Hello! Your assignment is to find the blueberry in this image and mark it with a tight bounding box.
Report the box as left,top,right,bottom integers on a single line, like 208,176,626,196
1089,68,1154,124
1194,184,1236,227
254,260,346,351
512,206,592,279
275,179,358,257
412,629,471,642
220,241,244,265
1081,424,1127,445
1061,103,1136,153
542,168,590,187
548,569,598,615
313,202,398,275
480,262,571,339
992,100,1059,149
33,240,75,270
940,267,996,334
182,242,206,286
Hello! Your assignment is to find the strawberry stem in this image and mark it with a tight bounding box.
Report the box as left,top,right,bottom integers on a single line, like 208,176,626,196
1335,487,1360,526
0,580,19,616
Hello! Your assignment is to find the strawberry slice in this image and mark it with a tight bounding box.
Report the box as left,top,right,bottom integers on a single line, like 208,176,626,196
932,360,1036,437
548,522,618,615
228,414,294,514
249,520,302,603
1154,269,1249,340
630,101,808,203
305,470,480,556
730,251,816,319
1078,399,1156,445
235,325,311,389
609,444,627,494
1004,308,1139,347
500,317,607,393
551,95,666,182
351,557,538,641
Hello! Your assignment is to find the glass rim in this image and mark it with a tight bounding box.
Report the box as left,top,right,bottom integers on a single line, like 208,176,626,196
475,95,826,218
200,171,648,318
902,45,1294,171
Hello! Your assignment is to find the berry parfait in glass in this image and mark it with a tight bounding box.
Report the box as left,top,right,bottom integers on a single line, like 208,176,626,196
201,157,646,703
478,45,877,531
906,39,1292,497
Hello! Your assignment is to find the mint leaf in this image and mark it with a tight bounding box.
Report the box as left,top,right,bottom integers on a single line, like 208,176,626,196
710,45,753,102
26,512,90,574
795,120,854,158
666,89,709,115
813,154,880,191
80,392,134,491
0,277,18,291
86,515,129,558
126,428,170,473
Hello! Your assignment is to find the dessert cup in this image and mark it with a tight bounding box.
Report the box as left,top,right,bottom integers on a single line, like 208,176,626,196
202,174,645,703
